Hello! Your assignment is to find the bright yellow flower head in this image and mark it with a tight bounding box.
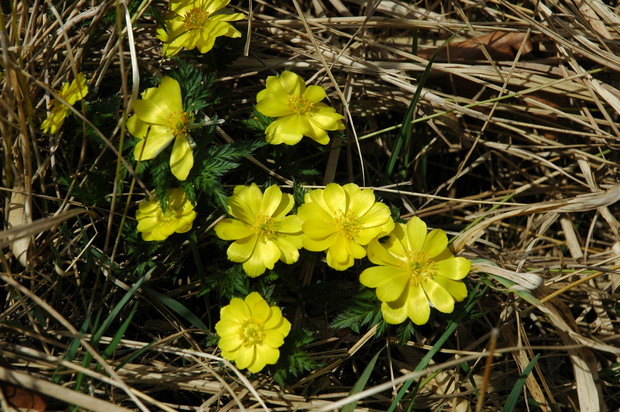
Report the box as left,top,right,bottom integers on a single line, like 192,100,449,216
297,183,394,271
157,0,244,57
127,77,195,181
41,73,88,134
255,71,345,145
360,217,471,325
214,183,303,277
136,188,197,241
216,292,291,373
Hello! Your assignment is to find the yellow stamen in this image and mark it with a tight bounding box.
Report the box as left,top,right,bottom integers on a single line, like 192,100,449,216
254,214,278,240
403,251,436,287
288,95,314,115
334,211,360,240
240,319,265,346
183,7,210,30
166,110,192,137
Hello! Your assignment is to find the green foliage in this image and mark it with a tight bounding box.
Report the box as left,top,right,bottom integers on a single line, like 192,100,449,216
331,288,384,333
169,58,218,113
199,264,251,301
185,139,268,209
272,328,319,387
244,108,273,133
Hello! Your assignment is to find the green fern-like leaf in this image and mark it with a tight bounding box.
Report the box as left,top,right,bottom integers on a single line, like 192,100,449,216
169,59,217,113
331,289,383,333
272,328,319,387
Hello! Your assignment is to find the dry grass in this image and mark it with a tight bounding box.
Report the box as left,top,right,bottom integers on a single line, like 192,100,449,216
1,0,620,411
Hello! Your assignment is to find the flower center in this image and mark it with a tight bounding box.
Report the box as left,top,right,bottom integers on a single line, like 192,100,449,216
240,319,265,347
403,251,436,287
288,95,314,115
334,211,360,240
166,110,192,137
254,214,278,240
183,7,210,30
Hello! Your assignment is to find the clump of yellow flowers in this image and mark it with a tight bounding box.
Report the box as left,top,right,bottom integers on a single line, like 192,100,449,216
216,292,291,373
41,73,88,134
157,0,244,57
214,183,472,334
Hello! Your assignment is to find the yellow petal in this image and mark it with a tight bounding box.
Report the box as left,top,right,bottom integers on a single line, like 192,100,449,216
423,280,455,314
256,95,291,117
237,184,263,217
303,85,326,102
265,115,309,145
277,215,303,234
261,185,284,216
170,134,194,180
406,285,431,325
433,275,468,302
422,229,448,258
133,80,182,125
255,238,281,269
217,336,242,352
223,296,251,319
255,344,280,365
132,127,175,160
272,236,301,264
246,292,270,323
323,183,347,216
366,236,404,267
305,120,330,145
278,71,305,95
227,235,257,262
434,257,471,280
381,300,408,324
374,270,410,302
234,346,256,370
360,265,405,293
405,217,427,252
303,233,335,252
346,185,373,216
214,218,253,240
242,252,268,277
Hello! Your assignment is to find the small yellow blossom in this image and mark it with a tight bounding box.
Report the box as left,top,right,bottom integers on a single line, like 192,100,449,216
157,0,244,57
41,73,88,134
136,188,197,241
360,217,471,325
214,183,303,277
297,183,394,271
127,77,195,181
216,292,291,373
255,71,345,145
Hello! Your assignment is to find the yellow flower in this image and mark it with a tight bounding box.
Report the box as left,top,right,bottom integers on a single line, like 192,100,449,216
216,292,291,373
297,183,394,271
255,71,345,145
360,217,471,325
157,0,244,57
41,73,88,134
136,188,197,241
127,77,194,181
214,183,303,277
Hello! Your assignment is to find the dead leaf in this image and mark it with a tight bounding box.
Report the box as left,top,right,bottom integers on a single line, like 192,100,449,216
1,382,47,412
418,31,533,62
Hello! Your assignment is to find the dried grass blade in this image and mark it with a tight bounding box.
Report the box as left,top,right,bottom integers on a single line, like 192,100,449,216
1,208,91,249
